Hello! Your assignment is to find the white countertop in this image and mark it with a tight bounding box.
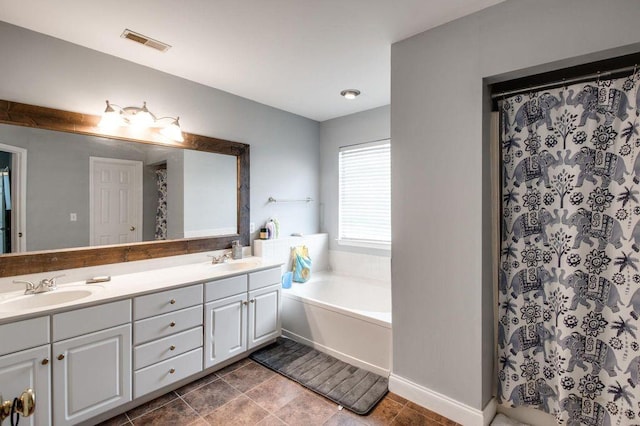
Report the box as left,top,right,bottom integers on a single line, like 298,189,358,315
0,256,283,324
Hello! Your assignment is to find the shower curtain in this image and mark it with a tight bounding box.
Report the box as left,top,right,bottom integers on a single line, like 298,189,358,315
499,71,640,425
155,168,167,240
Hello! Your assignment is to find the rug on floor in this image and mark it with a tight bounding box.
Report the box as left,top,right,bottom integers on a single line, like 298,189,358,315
249,337,388,415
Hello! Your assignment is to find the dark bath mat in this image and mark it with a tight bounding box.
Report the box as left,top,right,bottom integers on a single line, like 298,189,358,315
249,337,388,415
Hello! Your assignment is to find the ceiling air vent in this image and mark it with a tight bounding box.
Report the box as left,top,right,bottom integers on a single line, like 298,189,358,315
121,29,171,52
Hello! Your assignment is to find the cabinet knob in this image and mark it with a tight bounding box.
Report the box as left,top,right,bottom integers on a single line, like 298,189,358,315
57,354,65,360
42,358,49,365
170,321,176,327
250,299,255,303
170,345,176,351
242,301,248,306
170,299,176,304
169,368,175,374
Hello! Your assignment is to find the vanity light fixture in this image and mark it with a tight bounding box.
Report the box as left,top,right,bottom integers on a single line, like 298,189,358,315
98,100,184,142
340,89,361,100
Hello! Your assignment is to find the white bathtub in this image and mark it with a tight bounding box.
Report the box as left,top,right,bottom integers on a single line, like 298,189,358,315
281,271,392,376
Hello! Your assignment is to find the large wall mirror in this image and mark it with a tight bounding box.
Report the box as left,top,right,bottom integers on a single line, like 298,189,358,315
0,100,249,277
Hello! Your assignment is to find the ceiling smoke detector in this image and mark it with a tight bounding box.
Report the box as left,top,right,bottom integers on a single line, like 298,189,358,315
121,29,171,52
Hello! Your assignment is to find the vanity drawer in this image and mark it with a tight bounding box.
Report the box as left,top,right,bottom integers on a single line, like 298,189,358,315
134,305,203,345
53,300,131,341
249,268,281,291
134,326,203,370
0,316,50,356
134,348,202,398
134,284,203,320
204,275,247,302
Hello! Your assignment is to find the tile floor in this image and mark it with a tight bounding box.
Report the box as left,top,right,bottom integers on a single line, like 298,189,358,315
100,358,460,426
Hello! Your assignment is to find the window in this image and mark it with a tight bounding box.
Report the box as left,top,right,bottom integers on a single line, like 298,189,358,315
338,140,390,248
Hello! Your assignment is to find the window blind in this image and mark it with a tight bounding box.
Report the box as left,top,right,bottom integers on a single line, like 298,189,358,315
338,140,390,244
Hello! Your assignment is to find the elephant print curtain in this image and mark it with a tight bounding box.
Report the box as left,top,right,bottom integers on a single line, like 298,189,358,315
499,71,640,425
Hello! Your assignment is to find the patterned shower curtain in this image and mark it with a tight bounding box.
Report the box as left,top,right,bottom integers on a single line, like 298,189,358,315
499,71,640,425
155,168,167,240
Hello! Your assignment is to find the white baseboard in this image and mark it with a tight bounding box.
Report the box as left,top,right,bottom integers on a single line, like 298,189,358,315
282,329,390,377
389,373,497,426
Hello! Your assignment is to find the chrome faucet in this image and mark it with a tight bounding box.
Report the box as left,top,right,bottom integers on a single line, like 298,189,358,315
208,252,232,264
13,275,65,295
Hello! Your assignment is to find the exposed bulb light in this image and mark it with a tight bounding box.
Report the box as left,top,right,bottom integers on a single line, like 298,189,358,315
97,100,184,142
340,89,361,100
130,101,155,127
98,100,124,129
160,117,184,142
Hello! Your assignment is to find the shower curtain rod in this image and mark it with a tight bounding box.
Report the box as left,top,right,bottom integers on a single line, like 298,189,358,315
491,64,638,100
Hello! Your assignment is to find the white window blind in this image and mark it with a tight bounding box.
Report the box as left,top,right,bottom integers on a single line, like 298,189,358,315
338,140,391,245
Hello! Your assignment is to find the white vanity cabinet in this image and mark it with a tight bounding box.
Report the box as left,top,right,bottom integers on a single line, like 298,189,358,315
0,317,51,426
132,284,203,398
204,275,248,368
204,268,281,368
52,300,132,426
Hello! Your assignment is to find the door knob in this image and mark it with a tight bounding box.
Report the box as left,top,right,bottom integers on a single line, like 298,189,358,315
130,226,136,231
0,389,35,423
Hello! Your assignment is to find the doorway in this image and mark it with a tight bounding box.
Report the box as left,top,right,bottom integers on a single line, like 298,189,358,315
0,143,27,253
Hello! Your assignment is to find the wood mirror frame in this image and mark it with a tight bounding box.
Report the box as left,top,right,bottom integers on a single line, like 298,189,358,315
0,100,249,277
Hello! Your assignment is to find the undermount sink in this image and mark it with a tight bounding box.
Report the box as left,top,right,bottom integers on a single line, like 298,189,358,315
0,286,102,312
209,260,262,272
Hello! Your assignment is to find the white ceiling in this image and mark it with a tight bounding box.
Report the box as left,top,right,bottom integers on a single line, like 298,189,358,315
0,0,503,122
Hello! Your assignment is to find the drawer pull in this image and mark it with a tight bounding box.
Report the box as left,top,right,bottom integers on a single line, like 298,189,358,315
170,322,176,327
57,354,65,361
42,358,49,365
169,368,175,374
170,299,176,304
170,345,176,351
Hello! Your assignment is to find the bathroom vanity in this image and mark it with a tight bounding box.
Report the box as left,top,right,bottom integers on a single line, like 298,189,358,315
0,257,282,426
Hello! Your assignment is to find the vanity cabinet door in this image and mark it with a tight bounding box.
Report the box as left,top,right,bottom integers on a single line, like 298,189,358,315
204,293,247,368
0,345,50,426
248,284,281,349
52,324,131,426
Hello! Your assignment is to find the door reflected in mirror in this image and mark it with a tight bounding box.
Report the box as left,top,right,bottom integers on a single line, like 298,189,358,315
0,124,238,253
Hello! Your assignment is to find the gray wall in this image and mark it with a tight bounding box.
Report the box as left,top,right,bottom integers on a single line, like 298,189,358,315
0,21,320,243
391,0,640,414
183,150,237,236
319,105,390,254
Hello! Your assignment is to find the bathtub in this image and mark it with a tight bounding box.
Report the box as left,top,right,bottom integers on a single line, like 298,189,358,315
281,271,392,376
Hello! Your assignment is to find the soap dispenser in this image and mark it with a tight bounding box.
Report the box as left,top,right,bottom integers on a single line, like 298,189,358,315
232,240,243,260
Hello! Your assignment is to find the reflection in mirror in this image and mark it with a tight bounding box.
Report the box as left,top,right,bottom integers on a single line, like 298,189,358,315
0,124,237,253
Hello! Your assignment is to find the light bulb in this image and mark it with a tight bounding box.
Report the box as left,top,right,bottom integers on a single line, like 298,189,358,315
160,118,184,142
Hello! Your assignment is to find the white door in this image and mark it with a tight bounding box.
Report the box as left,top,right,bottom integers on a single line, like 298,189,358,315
248,284,280,349
0,345,50,426
90,157,142,246
52,324,132,425
204,293,247,368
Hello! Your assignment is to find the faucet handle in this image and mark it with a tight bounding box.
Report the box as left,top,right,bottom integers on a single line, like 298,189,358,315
43,274,65,289
13,280,35,293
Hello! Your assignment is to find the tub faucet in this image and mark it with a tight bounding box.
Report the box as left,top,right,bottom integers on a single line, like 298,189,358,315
13,274,65,295
208,252,232,264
